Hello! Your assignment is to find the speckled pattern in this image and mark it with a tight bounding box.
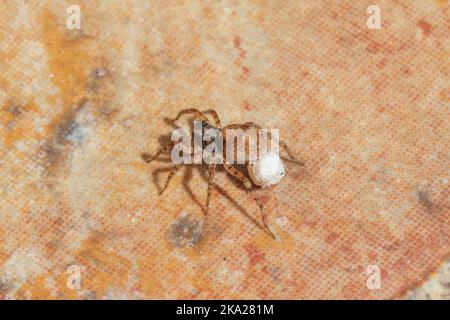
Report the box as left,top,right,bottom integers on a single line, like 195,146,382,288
0,1,449,299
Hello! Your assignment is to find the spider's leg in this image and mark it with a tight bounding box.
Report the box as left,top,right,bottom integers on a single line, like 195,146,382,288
141,141,175,163
223,163,276,239
205,163,216,215
280,156,304,166
158,134,199,194
174,108,209,123
222,123,247,131
159,164,182,195
203,109,222,128
277,140,303,165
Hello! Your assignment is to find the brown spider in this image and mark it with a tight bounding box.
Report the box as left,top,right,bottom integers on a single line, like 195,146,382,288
141,108,303,239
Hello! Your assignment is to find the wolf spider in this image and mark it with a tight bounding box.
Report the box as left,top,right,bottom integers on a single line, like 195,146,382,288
141,108,303,239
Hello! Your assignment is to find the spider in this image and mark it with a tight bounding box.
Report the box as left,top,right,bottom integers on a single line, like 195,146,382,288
141,108,303,239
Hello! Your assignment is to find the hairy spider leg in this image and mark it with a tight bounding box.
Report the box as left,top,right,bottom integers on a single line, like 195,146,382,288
223,163,276,239
174,108,210,123
159,164,182,195
157,134,200,195
201,109,222,215
141,140,176,163
203,109,222,128
205,164,216,215
143,134,195,195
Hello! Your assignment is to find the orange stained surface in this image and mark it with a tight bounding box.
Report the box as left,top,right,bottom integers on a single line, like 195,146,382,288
0,1,449,299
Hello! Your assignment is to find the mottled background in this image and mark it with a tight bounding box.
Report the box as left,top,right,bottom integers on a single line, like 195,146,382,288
0,0,449,299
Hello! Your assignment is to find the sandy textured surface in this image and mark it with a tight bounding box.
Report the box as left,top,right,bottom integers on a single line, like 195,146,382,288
0,0,449,299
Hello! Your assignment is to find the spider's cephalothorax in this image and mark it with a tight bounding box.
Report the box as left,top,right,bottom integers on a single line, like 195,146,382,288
198,120,220,149
141,108,303,239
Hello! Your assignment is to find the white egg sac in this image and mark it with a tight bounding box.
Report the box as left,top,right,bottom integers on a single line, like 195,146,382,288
248,151,286,187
